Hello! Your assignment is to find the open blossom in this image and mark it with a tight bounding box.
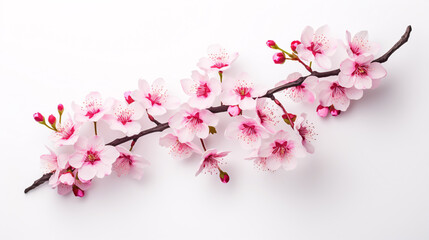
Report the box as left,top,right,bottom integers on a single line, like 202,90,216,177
50,118,80,147
40,147,69,174
132,78,180,116
69,136,120,181
338,55,387,89
275,72,319,103
294,113,316,153
220,72,265,109
159,132,201,160
257,130,306,171
317,79,363,111
72,92,114,123
112,146,149,180
346,30,379,58
255,98,278,133
197,44,238,72
168,104,218,142
195,149,230,176
181,71,221,109
296,25,337,69
103,101,144,136
225,116,269,150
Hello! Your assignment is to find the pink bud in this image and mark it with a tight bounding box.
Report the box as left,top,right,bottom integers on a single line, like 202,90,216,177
73,185,85,197
227,105,241,117
273,52,286,64
124,91,134,104
57,104,64,114
266,40,277,49
48,114,56,125
330,106,341,116
316,105,329,118
219,171,230,183
290,40,301,52
33,112,44,122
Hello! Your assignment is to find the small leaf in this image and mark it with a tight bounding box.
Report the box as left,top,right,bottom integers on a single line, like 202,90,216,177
209,126,217,134
282,113,297,126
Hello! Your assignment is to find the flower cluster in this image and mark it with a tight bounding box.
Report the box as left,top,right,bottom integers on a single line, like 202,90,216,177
29,25,406,197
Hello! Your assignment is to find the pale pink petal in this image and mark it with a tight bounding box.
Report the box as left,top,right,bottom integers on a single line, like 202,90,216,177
368,62,387,79
148,105,167,116
354,75,372,89
57,184,72,195
345,87,364,100
338,72,354,88
78,164,97,181
315,54,331,69
266,156,282,171
301,26,314,46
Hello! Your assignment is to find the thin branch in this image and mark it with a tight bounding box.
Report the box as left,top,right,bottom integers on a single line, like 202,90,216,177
24,25,412,194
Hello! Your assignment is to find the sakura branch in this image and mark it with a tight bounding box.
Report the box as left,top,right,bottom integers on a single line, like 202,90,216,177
25,25,412,197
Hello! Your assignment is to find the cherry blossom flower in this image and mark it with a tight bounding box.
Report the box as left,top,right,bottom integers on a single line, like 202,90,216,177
345,30,379,58
49,169,91,196
317,79,364,111
296,25,337,69
112,146,149,180
132,78,180,116
181,71,222,109
159,132,202,160
40,147,68,174
220,73,265,110
294,113,316,153
197,44,238,72
168,104,218,142
72,92,114,123
257,130,306,171
275,72,319,103
255,98,278,133
225,116,269,150
50,118,80,147
195,149,230,176
69,136,120,181
338,55,387,89
103,101,144,136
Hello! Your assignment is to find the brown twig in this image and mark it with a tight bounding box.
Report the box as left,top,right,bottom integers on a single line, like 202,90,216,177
24,25,412,194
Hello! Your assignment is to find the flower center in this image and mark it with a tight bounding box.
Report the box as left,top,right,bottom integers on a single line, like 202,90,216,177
146,93,162,106
352,63,368,76
85,151,100,165
272,141,289,157
196,83,211,98
83,98,103,119
330,82,345,97
115,107,134,125
240,123,257,136
235,87,251,100
185,112,203,126
307,42,323,56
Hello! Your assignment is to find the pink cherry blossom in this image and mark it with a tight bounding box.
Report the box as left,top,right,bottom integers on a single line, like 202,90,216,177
317,79,364,111
72,92,114,123
256,98,278,133
112,146,150,180
195,149,230,176
168,104,218,142
257,130,306,171
275,72,319,103
225,116,269,150
69,136,120,181
220,73,266,110
40,147,68,174
50,118,80,147
294,113,316,153
181,71,222,109
159,132,202,160
132,78,180,116
103,101,144,136
338,55,387,89
345,30,379,58
49,169,91,196
197,44,238,72
296,25,337,69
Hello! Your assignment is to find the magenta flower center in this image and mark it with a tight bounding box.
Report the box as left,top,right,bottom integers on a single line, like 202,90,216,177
185,112,203,126
235,87,251,100
85,150,100,165
146,93,163,106
240,123,258,136
272,141,290,157
307,42,323,56
115,107,134,125
119,153,133,166
257,110,267,125
196,83,211,98
352,63,369,76
209,51,229,69
330,82,345,97
83,99,103,119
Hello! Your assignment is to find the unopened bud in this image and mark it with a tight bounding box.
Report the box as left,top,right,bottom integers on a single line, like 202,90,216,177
227,105,241,117
72,185,85,197
266,40,278,49
273,52,286,64
57,104,64,114
48,114,57,125
33,112,45,123
290,40,301,52
219,171,230,183
316,105,329,118
330,106,341,116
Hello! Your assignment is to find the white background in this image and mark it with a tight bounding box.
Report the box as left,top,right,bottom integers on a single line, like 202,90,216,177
1,0,428,239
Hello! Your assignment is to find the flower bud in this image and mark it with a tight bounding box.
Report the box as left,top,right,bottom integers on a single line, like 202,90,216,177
290,40,301,52
72,185,85,197
57,104,64,114
124,91,134,104
33,112,45,123
316,105,329,118
266,40,278,49
227,105,241,117
330,106,341,116
48,114,56,125
219,171,230,183
273,52,286,64
282,113,297,126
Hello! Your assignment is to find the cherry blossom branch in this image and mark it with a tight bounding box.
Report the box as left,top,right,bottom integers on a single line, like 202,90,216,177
24,25,412,194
